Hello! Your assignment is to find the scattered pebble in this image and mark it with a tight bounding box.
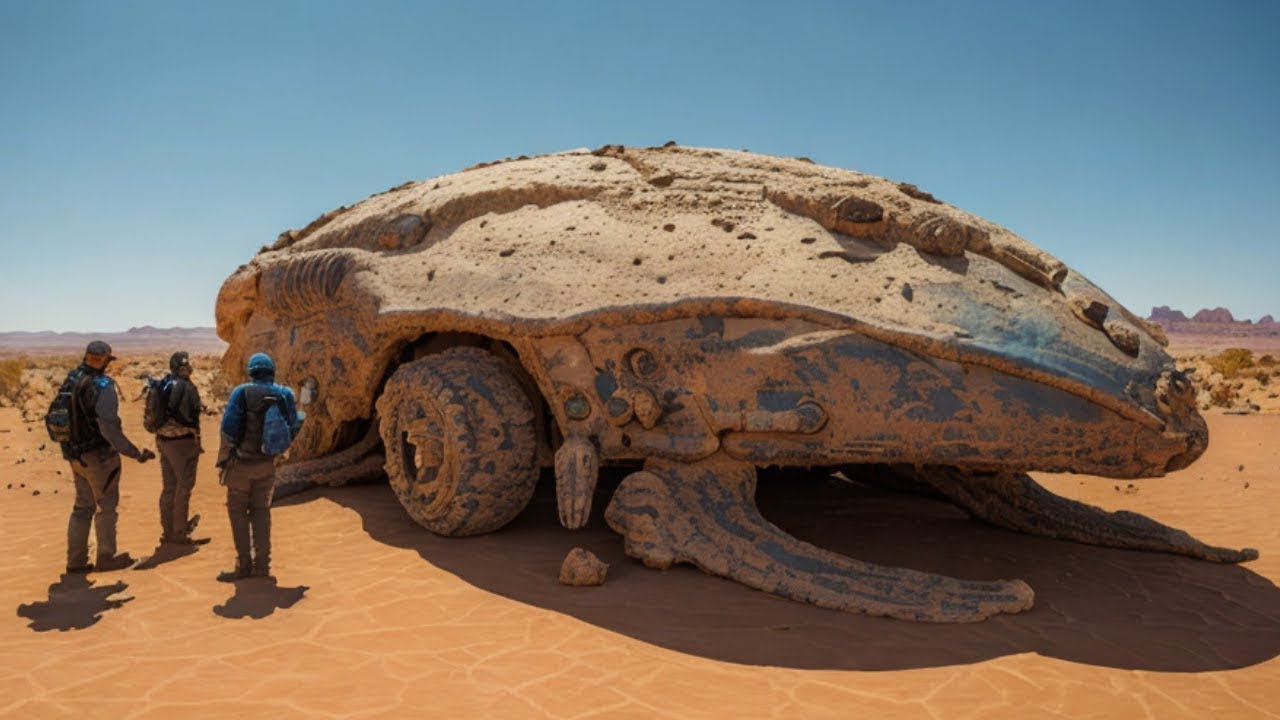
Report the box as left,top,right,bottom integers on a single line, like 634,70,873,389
32,490,40,496
559,547,609,586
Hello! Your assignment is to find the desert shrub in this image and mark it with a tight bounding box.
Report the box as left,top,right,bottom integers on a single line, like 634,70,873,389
0,358,22,401
1208,348,1255,379
1209,384,1237,407
1260,354,1276,366
1257,371,1271,387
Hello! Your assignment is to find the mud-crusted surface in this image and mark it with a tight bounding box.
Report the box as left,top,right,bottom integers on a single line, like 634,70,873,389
216,145,1175,462
230,145,1152,350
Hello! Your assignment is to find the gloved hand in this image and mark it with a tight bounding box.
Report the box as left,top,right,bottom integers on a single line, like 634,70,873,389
137,448,156,464
215,443,233,468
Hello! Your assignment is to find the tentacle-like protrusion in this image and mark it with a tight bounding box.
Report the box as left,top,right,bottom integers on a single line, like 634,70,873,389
911,467,1259,564
555,436,600,529
274,422,385,500
604,455,1034,623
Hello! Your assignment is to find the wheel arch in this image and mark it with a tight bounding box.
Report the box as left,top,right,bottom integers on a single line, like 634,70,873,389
374,330,557,467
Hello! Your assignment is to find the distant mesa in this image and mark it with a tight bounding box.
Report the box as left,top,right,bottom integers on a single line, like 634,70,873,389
1147,306,1273,326
1147,305,1279,342
1149,306,1189,324
1191,307,1235,324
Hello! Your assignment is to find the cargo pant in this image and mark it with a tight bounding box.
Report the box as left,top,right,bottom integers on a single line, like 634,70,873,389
157,435,200,540
67,447,121,568
223,456,275,571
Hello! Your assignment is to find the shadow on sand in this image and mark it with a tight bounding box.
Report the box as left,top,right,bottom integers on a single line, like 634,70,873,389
134,538,211,571
313,469,1280,672
213,578,309,620
17,574,133,632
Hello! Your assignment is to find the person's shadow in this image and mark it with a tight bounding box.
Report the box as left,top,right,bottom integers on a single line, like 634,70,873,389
16,574,133,631
213,578,308,620
133,538,212,571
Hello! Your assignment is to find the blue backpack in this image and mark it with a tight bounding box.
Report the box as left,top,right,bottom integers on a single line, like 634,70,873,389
260,396,292,456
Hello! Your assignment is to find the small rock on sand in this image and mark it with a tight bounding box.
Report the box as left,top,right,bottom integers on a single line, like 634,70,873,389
559,547,609,587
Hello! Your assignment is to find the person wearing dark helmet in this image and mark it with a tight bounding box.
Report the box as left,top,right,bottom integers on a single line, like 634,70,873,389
62,340,156,573
215,352,302,581
154,351,205,544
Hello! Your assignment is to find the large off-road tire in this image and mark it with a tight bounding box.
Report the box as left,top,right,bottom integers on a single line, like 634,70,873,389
375,347,538,537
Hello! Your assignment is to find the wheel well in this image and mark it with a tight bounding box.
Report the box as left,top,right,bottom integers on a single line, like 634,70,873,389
377,331,557,467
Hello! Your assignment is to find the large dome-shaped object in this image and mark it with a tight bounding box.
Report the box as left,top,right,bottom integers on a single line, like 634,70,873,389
216,144,1253,622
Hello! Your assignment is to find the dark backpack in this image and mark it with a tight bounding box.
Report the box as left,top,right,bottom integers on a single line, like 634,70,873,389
45,368,85,444
239,384,293,457
143,374,173,433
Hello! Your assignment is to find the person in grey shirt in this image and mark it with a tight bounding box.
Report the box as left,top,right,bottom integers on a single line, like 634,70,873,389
63,340,155,573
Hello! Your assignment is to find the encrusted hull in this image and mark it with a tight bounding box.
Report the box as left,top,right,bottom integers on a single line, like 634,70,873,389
214,145,1246,623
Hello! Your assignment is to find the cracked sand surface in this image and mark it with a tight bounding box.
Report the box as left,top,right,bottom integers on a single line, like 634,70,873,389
1,407,1277,719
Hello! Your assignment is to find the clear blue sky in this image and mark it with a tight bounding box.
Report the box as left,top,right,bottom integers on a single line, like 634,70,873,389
1,0,1276,331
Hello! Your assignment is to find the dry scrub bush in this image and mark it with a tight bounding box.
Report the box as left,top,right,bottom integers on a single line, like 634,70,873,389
1208,348,1255,379
1260,354,1277,366
1209,383,1237,407
0,358,23,401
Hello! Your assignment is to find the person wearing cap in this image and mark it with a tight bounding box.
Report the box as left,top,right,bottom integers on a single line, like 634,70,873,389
154,351,205,544
215,352,302,581
63,340,155,574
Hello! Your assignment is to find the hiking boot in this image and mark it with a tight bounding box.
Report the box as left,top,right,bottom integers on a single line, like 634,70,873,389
251,560,272,579
65,563,94,574
94,553,137,572
217,562,252,583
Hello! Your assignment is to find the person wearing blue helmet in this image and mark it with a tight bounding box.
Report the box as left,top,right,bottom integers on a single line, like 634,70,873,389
215,352,302,581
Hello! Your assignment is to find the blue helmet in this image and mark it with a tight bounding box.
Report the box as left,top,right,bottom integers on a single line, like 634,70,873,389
247,352,275,380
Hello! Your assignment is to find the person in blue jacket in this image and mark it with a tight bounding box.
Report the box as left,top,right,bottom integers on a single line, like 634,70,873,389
215,353,302,581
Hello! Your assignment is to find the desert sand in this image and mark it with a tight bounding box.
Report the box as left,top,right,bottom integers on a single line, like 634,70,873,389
1,376,1277,718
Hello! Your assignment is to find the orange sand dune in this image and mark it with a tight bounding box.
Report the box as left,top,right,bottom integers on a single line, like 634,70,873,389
1,407,1277,719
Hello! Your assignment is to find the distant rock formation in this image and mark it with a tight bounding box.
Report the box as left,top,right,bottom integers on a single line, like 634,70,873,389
1146,306,1280,347
1149,306,1189,323
1192,307,1235,324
